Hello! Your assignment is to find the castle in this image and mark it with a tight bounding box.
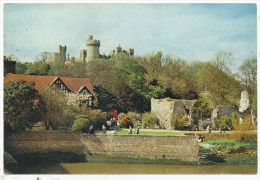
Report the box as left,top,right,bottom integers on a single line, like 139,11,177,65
48,45,67,63
47,35,134,64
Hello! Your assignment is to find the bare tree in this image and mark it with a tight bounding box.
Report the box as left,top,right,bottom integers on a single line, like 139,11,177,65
212,50,233,72
36,51,49,62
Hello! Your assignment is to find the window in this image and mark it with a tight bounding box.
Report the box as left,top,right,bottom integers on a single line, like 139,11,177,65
79,87,91,95
89,96,92,106
53,79,70,94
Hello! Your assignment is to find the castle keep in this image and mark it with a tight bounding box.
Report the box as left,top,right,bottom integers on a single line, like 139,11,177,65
47,35,134,64
86,35,100,62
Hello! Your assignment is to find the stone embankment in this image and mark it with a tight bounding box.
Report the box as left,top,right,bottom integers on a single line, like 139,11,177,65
5,131,199,165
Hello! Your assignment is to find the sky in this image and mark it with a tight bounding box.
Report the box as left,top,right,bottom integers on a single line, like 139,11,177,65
3,3,257,70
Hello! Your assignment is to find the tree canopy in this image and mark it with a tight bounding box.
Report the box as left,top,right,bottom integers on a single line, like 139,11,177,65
4,81,44,130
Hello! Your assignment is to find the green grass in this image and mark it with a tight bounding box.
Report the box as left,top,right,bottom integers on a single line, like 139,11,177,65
200,139,257,153
115,130,185,136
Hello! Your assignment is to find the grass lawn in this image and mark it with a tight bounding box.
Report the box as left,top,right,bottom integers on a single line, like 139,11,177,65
115,130,185,136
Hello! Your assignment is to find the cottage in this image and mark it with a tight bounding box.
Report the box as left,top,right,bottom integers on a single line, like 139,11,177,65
4,73,95,106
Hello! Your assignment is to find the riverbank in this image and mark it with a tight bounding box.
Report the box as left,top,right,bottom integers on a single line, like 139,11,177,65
4,130,257,174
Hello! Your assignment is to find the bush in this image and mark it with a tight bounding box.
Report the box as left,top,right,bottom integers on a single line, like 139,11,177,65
71,117,91,132
171,115,187,130
230,132,257,142
127,112,142,127
233,115,255,131
118,113,126,122
84,109,107,130
217,116,232,130
164,97,172,101
63,105,81,129
141,112,160,129
120,116,133,128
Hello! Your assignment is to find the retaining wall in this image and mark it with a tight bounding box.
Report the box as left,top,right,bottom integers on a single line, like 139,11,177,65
5,131,199,163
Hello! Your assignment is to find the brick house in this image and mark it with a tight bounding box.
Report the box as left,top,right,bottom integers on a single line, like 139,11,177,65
4,73,95,106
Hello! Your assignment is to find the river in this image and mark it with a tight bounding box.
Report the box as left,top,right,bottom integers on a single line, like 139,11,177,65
18,162,257,174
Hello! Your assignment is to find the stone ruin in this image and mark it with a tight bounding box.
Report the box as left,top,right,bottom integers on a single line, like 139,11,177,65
211,105,239,129
239,90,250,113
211,90,256,129
151,90,256,130
151,98,197,130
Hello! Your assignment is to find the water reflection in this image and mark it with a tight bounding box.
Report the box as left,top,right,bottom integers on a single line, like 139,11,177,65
17,162,257,174
59,163,257,174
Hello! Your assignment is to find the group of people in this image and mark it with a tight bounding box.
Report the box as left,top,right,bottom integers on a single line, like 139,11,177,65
128,125,140,135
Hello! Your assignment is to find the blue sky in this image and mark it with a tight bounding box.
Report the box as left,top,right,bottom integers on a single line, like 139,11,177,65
3,3,257,70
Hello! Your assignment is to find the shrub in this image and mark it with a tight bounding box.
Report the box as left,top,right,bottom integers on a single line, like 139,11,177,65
71,117,91,132
62,105,82,129
76,114,89,119
230,132,257,142
127,112,142,127
120,116,133,128
171,115,187,130
164,97,172,101
217,115,232,130
118,113,126,122
141,112,160,129
84,109,107,130
232,115,255,131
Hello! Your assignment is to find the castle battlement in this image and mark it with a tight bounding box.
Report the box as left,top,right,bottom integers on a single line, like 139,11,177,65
86,35,100,61
86,35,100,46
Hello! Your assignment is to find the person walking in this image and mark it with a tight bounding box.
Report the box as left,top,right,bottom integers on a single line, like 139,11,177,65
207,125,211,133
129,126,132,135
102,125,106,134
136,126,140,135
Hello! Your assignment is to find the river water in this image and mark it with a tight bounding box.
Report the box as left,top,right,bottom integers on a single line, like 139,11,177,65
18,162,257,174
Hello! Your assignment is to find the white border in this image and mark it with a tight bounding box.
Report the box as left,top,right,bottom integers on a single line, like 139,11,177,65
0,0,259,180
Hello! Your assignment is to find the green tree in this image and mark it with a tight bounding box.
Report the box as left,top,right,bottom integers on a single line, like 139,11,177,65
198,64,241,106
146,85,165,99
94,86,117,112
48,62,65,76
86,58,115,92
25,61,50,75
55,62,87,78
4,81,43,130
16,61,32,74
115,55,148,93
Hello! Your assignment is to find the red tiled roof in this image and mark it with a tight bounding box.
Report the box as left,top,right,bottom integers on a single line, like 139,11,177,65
4,73,94,95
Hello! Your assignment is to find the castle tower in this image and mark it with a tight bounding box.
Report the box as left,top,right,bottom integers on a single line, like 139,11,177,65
60,45,66,63
116,45,122,54
48,45,67,63
80,49,87,63
86,35,100,62
128,48,134,56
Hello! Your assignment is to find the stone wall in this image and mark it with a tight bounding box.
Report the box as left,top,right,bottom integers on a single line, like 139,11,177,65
81,134,198,162
151,98,197,129
211,105,239,129
5,131,84,155
5,131,199,163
